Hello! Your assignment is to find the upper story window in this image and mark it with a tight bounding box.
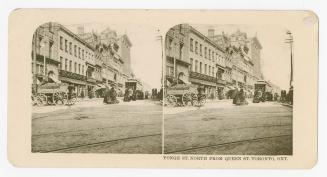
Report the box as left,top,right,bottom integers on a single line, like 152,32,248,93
195,41,198,54
82,49,84,60
209,49,211,60
69,42,72,55
205,64,207,75
78,47,81,59
168,38,173,50
200,44,202,56
204,47,207,58
60,36,63,50
69,60,72,72
190,38,194,52
195,60,198,73
190,58,193,72
74,45,77,57
65,39,68,53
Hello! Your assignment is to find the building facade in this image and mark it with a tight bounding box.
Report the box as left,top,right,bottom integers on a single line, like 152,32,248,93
32,22,134,98
32,22,97,98
78,27,133,95
165,24,267,100
165,24,190,86
208,28,264,96
165,24,227,99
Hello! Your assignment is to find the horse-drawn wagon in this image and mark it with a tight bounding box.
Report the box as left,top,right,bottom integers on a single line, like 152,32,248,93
33,83,76,106
165,84,206,107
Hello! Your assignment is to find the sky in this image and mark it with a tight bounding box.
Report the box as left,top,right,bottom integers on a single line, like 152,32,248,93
192,24,292,90
63,22,162,89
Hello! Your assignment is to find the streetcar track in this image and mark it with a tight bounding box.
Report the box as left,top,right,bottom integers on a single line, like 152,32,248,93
165,134,291,154
38,133,162,153
165,114,292,121
166,116,292,125
33,123,161,137
33,111,162,121
164,124,291,137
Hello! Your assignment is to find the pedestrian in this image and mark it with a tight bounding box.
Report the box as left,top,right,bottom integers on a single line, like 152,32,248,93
103,85,110,104
67,83,75,105
232,88,239,104
110,85,118,104
124,88,130,102
128,87,133,101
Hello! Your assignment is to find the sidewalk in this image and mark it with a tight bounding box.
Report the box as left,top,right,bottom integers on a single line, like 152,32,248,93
32,97,160,114
164,98,286,115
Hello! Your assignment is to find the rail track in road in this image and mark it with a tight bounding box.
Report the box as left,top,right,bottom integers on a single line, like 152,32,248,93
164,134,291,154
33,122,160,137
164,124,291,137
38,133,162,153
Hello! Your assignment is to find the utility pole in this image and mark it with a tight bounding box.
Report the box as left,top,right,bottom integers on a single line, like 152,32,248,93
285,31,293,88
156,29,164,88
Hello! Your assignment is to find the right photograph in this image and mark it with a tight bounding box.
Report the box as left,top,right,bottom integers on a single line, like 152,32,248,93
163,24,293,155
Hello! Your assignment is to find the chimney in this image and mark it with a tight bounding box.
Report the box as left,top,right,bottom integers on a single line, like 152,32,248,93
77,26,84,35
208,29,215,38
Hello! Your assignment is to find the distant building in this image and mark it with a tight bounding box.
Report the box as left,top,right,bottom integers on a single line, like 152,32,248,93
78,26,133,93
208,28,264,95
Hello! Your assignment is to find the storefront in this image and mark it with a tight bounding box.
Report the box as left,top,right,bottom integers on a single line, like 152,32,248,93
59,70,87,98
189,71,217,99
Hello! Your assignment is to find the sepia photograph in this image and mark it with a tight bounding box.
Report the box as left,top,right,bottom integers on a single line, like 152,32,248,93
30,22,163,154
163,24,293,155
7,9,318,168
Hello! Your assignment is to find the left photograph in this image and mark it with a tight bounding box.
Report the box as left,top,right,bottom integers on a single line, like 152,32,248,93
31,22,163,154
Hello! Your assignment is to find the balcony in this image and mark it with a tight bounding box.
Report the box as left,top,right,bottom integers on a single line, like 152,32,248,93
59,70,86,81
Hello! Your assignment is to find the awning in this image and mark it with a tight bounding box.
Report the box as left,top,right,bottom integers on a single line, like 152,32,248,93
48,73,60,83
95,84,106,90
60,77,86,85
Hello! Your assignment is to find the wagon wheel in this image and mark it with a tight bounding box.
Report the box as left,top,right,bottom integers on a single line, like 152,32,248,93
182,92,192,106
191,93,198,106
166,95,177,107
46,94,55,105
198,95,206,106
70,94,77,105
31,95,36,106
55,92,67,105
36,94,47,106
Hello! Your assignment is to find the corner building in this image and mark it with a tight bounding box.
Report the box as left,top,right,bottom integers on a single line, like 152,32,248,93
165,24,227,99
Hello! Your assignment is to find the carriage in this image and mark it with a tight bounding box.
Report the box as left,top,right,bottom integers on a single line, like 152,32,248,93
33,83,77,106
165,84,206,107
253,80,273,103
